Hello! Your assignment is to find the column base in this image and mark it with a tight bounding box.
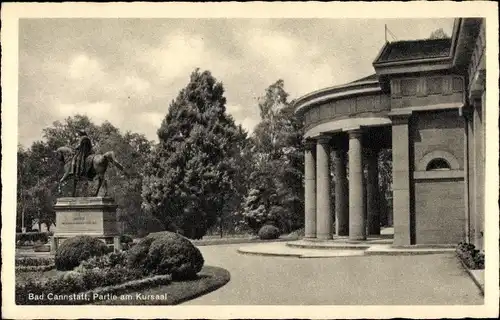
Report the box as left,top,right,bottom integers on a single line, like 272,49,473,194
304,235,317,240
316,234,334,240
349,235,367,241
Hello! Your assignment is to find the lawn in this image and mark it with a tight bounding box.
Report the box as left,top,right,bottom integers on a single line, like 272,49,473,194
16,265,230,305
92,266,230,305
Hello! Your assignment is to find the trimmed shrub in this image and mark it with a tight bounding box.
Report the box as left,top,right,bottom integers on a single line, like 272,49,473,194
16,232,53,244
126,231,204,280
16,264,55,272
258,224,280,240
55,236,109,271
16,257,54,267
16,257,56,272
126,236,156,271
15,266,146,305
78,251,128,270
147,232,204,280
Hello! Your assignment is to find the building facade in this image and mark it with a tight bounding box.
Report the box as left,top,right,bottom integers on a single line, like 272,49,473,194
294,18,486,248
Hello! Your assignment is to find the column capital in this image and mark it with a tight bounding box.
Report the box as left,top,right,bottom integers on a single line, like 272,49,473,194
303,138,316,150
390,113,411,125
460,106,474,120
316,135,331,145
347,129,363,139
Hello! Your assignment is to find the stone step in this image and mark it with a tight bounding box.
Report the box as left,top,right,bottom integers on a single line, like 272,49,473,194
286,240,370,250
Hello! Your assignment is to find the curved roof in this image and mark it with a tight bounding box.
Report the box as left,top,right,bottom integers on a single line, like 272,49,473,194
374,38,452,64
294,74,381,115
348,73,378,84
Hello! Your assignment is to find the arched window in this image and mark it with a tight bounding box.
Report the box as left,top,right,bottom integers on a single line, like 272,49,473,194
426,158,451,171
417,150,459,171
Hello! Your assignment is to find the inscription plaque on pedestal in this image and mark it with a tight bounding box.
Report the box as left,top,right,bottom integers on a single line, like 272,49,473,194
51,197,121,253
54,197,118,237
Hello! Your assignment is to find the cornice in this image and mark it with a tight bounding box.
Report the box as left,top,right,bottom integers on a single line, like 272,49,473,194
294,81,382,116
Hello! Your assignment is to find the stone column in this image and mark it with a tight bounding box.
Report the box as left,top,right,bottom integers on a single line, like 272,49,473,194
391,114,412,246
463,108,471,243
348,129,366,240
50,236,58,254
316,136,333,240
333,148,348,236
304,140,317,239
366,148,381,235
473,100,484,250
113,236,122,252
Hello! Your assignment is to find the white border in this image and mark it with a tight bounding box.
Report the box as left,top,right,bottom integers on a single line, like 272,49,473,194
2,2,499,319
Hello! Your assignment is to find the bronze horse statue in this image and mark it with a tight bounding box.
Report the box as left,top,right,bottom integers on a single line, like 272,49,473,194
55,146,127,197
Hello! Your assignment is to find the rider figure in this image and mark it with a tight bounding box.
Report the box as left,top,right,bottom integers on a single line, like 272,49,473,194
71,130,93,179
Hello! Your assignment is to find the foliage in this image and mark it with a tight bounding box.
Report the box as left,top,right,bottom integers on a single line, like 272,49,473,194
16,264,55,273
120,234,134,244
126,236,157,271
15,266,146,305
95,266,230,305
17,115,154,235
457,242,485,270
135,214,166,238
287,227,305,239
16,257,54,267
428,28,449,39
147,232,204,280
258,224,280,240
86,275,171,305
78,251,128,270
127,231,204,280
55,236,109,271
16,254,55,271
16,231,52,244
142,69,248,239
239,80,304,234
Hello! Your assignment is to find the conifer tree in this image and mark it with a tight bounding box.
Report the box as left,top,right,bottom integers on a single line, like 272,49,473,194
142,69,247,239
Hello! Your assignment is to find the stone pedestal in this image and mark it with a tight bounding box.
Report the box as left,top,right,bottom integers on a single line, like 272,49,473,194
51,197,121,253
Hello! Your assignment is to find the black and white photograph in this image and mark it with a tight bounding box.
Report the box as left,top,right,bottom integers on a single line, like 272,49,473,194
1,2,498,319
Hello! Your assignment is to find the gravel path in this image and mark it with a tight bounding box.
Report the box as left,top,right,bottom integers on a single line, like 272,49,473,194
184,243,483,305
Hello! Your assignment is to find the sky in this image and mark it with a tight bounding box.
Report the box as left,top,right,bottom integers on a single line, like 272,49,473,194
18,18,454,147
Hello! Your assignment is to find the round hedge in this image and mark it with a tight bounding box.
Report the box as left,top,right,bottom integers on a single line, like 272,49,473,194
55,236,109,271
127,236,156,271
127,231,204,280
258,224,280,240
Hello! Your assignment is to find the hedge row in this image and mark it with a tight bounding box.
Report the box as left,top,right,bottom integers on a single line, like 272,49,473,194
16,232,53,244
82,275,171,304
16,233,135,247
16,264,55,272
16,265,146,304
456,242,485,270
15,257,54,267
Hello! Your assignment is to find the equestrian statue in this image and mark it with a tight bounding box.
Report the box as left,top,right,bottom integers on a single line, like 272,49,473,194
56,130,127,197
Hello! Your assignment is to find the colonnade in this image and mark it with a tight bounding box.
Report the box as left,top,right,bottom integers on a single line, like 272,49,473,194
304,130,381,241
